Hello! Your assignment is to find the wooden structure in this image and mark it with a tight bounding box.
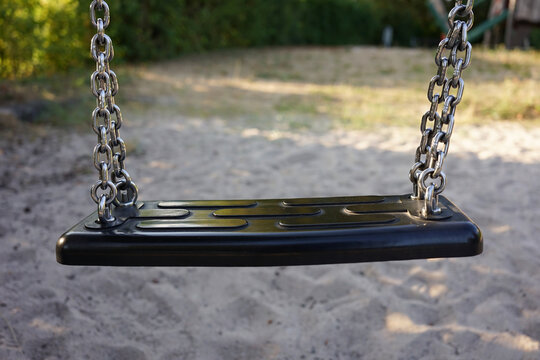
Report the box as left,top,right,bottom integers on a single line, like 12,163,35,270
506,0,540,48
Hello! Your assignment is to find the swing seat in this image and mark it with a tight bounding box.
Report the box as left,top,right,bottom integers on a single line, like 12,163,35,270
56,194,482,266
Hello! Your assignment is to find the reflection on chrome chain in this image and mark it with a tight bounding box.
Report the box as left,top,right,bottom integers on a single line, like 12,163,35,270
89,0,137,224
409,0,474,217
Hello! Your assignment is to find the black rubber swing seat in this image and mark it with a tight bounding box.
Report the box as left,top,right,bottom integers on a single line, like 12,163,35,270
56,194,482,266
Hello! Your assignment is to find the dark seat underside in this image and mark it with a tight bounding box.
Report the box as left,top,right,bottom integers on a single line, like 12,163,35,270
56,194,482,266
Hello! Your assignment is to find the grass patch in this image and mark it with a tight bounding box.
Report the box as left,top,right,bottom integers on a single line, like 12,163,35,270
0,66,139,130
470,80,540,121
3,46,540,131
275,95,319,114
35,97,94,128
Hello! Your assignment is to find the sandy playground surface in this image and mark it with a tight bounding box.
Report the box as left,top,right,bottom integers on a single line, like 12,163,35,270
0,117,539,359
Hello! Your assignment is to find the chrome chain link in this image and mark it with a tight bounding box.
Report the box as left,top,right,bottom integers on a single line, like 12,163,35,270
409,0,474,218
89,0,138,224
86,0,471,221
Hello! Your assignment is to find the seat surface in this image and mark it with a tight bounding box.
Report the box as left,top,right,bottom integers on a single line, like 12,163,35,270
56,194,482,266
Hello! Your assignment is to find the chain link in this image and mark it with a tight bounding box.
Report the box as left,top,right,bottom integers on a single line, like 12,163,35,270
409,0,473,217
89,0,138,224
86,0,473,221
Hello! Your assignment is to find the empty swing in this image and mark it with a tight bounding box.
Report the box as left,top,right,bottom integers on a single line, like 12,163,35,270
56,0,482,266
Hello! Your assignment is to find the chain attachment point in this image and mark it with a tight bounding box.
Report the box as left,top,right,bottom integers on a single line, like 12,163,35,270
422,184,442,218
410,1,473,218
89,1,137,224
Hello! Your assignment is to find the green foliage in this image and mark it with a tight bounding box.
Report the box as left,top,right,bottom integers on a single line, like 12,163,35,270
531,28,540,49
0,0,41,78
374,0,440,46
1,0,441,79
104,0,384,61
0,0,87,78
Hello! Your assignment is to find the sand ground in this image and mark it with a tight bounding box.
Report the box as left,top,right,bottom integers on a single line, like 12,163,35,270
0,115,539,359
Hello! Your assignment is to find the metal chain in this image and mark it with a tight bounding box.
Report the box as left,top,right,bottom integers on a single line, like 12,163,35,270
89,0,138,224
409,0,473,217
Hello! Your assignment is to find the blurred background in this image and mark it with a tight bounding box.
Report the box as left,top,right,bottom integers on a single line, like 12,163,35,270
1,0,539,129
2,0,540,77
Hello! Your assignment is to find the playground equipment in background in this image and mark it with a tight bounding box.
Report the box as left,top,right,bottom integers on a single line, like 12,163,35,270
428,0,540,48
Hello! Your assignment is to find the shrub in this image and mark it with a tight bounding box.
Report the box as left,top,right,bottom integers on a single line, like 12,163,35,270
0,0,440,79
